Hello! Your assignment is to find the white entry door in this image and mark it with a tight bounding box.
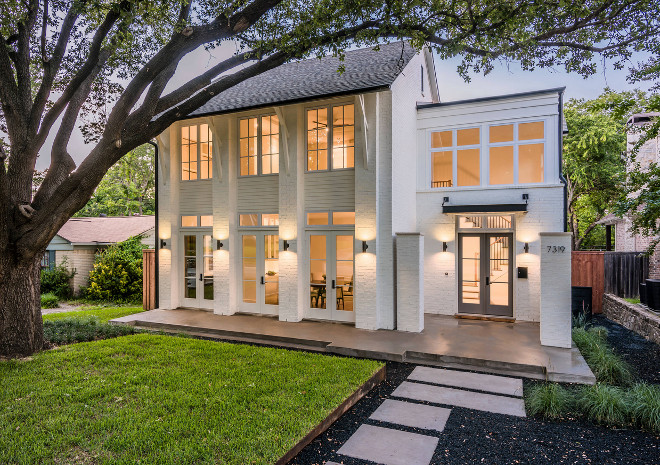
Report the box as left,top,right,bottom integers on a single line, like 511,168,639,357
181,232,214,309
239,232,279,315
306,232,355,323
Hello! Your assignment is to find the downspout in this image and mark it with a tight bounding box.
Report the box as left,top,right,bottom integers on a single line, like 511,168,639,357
558,90,568,233
146,140,159,309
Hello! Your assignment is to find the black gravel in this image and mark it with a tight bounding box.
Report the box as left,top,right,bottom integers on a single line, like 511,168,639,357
591,314,660,385
289,360,660,465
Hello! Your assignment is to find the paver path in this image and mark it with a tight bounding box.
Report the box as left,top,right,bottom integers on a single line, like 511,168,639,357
328,366,526,465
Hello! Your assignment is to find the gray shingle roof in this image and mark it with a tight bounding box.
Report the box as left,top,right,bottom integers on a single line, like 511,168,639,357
56,215,155,244
187,41,417,118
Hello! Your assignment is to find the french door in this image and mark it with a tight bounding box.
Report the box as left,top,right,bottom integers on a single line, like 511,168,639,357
306,231,355,323
239,231,279,315
181,232,214,309
458,233,513,317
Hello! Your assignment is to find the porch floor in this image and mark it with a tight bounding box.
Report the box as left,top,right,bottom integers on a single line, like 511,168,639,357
111,309,595,384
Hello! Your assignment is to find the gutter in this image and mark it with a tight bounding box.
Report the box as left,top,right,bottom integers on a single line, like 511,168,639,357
146,140,159,309
558,90,568,233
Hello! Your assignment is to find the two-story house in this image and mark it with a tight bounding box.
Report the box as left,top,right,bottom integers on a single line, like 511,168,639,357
154,42,573,348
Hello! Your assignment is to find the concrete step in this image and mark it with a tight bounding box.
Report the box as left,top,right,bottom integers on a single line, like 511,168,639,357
404,350,544,377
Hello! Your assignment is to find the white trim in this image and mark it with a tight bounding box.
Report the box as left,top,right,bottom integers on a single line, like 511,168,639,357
156,132,170,185
273,106,290,174
206,117,223,180
356,94,369,166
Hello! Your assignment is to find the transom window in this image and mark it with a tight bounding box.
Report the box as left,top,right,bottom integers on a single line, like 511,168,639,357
307,104,355,171
181,124,212,181
181,215,213,227
306,211,355,226
239,213,280,227
457,215,513,230
239,115,280,176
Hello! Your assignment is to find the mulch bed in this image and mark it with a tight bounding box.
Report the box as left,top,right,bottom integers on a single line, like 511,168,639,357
289,320,660,465
591,314,660,384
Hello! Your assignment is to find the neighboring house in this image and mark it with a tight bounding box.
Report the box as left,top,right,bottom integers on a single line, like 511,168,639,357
155,42,572,348
44,215,155,293
599,112,660,279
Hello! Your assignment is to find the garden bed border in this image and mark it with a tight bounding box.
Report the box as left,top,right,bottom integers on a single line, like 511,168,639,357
277,364,386,465
603,293,660,344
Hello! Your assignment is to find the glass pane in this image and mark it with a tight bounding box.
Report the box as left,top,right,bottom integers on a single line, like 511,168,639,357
204,279,213,300
185,279,197,299
457,149,480,186
262,115,271,135
188,161,197,180
200,215,213,227
182,145,190,163
486,216,512,228
203,235,213,256
182,216,197,227
307,212,328,225
240,119,248,138
489,146,514,185
432,151,452,188
189,125,197,142
459,216,481,229
431,131,452,148
310,234,327,309
243,282,256,304
249,117,257,137
461,236,481,305
489,236,510,306
265,283,279,306
242,235,256,258
182,126,190,145
519,143,544,183
310,235,326,260
184,234,197,299
519,121,544,140
242,258,256,280
457,128,479,146
262,214,279,226
184,235,196,258
336,235,354,261
264,234,279,305
242,233,257,304
489,124,513,143
332,211,355,225
240,157,249,176
240,214,259,227
200,124,209,142
318,150,328,170
490,283,508,306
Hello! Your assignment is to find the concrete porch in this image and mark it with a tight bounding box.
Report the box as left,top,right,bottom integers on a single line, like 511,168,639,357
111,309,595,384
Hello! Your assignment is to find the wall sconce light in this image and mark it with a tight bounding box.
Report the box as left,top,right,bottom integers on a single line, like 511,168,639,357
442,241,448,252
217,240,223,249
160,239,167,249
362,240,369,253
283,239,290,251
524,242,529,253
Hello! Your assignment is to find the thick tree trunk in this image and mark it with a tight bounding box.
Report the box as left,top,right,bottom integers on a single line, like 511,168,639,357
0,254,45,357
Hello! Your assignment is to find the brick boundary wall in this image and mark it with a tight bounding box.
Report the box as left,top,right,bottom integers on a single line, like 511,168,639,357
603,294,660,345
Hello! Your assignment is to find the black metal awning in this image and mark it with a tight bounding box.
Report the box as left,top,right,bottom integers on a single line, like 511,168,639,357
442,204,527,214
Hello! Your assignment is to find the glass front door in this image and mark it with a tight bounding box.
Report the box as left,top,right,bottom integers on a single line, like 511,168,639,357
458,233,513,317
307,232,355,322
182,232,214,309
240,232,279,315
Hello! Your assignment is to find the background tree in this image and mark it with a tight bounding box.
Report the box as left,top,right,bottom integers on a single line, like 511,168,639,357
1,0,659,356
75,144,154,217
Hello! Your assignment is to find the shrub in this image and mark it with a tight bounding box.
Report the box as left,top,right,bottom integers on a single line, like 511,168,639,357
628,383,660,434
40,293,59,309
43,316,138,345
526,383,573,419
578,383,629,426
85,235,147,303
573,326,634,386
40,260,75,299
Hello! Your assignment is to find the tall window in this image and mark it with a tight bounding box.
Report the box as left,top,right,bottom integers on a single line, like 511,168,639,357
307,104,354,171
430,127,480,187
489,121,544,185
181,124,212,181
239,115,280,176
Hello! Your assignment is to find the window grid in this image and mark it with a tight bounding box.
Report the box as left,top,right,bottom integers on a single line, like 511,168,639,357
239,117,258,176
181,124,213,181
307,108,328,171
332,104,355,170
487,121,544,185
307,104,355,172
261,115,280,175
430,127,481,188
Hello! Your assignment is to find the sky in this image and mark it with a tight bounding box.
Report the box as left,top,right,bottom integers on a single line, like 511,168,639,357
35,44,653,170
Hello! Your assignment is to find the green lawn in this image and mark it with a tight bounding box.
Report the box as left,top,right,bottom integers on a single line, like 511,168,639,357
0,334,383,465
43,305,144,323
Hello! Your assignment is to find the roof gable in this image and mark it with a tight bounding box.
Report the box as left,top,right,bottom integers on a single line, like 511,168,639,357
56,216,155,244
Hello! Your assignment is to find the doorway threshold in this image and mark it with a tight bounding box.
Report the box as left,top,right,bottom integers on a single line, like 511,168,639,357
455,313,515,323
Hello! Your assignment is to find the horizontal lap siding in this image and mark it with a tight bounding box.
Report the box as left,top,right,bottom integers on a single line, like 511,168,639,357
179,181,212,214
304,171,355,211
237,176,279,212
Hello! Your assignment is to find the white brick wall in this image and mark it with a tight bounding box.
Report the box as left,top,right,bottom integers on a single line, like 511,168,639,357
396,233,424,332
540,232,572,348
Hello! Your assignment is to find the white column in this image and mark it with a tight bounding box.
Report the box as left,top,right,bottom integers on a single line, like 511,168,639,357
396,233,424,332
158,126,178,309
539,232,572,348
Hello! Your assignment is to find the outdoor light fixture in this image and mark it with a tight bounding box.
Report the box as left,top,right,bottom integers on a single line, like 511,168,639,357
217,240,223,249
362,240,369,253
283,239,290,251
524,242,529,253
442,241,448,252
160,239,167,249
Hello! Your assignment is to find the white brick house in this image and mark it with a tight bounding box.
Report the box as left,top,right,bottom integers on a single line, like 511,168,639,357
155,42,572,348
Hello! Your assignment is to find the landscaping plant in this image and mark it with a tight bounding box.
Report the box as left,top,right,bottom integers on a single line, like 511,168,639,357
628,383,660,434
39,260,75,299
525,383,573,419
39,293,59,309
86,236,147,303
572,326,634,386
578,383,629,426
43,316,138,345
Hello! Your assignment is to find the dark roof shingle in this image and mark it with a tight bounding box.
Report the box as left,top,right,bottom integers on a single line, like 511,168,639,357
56,215,155,244
188,42,417,118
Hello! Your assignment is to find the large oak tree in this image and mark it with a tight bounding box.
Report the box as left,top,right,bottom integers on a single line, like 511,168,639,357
1,0,658,356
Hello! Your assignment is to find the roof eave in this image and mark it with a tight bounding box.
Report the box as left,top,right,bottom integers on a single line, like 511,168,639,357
417,87,567,110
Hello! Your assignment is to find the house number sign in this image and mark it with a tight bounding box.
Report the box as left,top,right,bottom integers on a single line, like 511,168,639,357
546,246,566,253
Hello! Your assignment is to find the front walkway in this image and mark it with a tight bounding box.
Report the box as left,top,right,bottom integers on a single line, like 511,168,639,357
111,309,595,383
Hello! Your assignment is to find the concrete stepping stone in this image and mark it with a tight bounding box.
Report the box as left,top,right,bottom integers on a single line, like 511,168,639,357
408,366,523,397
392,381,526,417
370,399,451,432
337,424,438,465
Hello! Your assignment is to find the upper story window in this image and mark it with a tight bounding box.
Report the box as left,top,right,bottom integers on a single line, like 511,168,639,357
430,120,545,189
307,104,354,171
181,124,212,181
239,115,280,176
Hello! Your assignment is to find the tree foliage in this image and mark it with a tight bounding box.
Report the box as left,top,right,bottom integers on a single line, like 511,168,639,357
75,144,154,217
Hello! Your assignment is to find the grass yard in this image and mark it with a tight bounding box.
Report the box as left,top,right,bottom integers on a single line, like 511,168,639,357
0,334,383,465
43,305,144,323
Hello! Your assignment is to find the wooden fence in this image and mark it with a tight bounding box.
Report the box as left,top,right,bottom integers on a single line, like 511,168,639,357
143,249,156,311
572,251,649,313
